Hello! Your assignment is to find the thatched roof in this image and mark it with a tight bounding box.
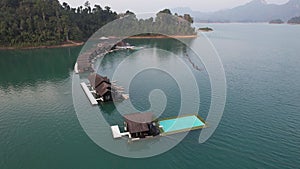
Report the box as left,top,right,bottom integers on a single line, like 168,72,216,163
124,112,154,134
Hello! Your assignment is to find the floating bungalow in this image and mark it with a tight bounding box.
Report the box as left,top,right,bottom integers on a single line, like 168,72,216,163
75,39,119,74
111,112,160,141
124,112,160,139
74,38,140,74
111,113,206,142
80,73,128,105
76,51,97,73
88,73,113,102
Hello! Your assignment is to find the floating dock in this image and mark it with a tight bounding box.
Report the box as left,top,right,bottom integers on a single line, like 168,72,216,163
80,82,98,106
111,125,131,139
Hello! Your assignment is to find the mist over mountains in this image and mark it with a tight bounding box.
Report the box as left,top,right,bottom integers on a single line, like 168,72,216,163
173,0,300,22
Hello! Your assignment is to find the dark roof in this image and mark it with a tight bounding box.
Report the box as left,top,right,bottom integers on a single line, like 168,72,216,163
95,82,111,96
88,73,110,89
124,112,154,134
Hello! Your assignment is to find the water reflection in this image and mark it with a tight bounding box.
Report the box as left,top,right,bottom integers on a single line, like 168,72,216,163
0,47,81,88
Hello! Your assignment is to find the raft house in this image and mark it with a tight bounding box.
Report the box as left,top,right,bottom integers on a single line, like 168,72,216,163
111,112,207,141
75,37,134,104
74,37,141,74
81,73,129,105
75,37,206,141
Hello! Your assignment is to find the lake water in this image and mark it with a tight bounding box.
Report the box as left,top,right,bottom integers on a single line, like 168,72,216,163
0,23,300,168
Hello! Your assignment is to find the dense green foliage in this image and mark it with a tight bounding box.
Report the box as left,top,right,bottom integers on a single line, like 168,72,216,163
287,16,300,24
0,0,117,47
0,2,196,48
99,9,196,37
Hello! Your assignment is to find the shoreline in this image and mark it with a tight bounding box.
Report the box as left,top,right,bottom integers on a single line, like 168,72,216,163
0,35,198,50
0,41,84,51
125,35,198,39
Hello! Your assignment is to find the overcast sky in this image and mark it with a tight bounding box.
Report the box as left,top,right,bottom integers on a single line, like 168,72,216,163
59,0,289,13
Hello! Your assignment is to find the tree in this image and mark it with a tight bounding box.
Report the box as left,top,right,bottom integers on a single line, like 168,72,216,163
0,1,195,48
84,1,90,8
158,9,172,15
105,6,111,12
183,14,194,23
125,10,135,16
288,16,300,24
0,0,118,47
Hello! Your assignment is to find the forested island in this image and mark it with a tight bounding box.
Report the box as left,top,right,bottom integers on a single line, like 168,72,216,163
98,9,196,38
268,16,300,25
269,19,284,24
287,16,300,24
0,1,196,49
0,0,118,48
198,27,213,32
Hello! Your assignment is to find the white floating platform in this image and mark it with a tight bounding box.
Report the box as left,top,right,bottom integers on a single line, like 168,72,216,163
111,125,131,139
111,125,122,138
80,82,98,106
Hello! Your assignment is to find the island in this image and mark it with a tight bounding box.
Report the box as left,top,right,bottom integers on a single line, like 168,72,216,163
0,1,120,49
198,27,214,32
287,16,300,24
269,19,284,24
0,1,197,50
98,9,197,39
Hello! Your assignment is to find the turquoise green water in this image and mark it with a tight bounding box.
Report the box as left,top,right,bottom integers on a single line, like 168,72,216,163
0,23,300,168
159,116,205,133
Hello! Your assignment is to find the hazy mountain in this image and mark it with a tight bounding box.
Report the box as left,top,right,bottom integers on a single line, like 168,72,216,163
172,0,300,22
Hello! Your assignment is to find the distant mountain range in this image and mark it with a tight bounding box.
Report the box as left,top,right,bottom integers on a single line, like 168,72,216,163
172,0,300,22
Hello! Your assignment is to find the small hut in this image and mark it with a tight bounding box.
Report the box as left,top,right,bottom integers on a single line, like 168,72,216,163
124,112,160,138
88,73,113,102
